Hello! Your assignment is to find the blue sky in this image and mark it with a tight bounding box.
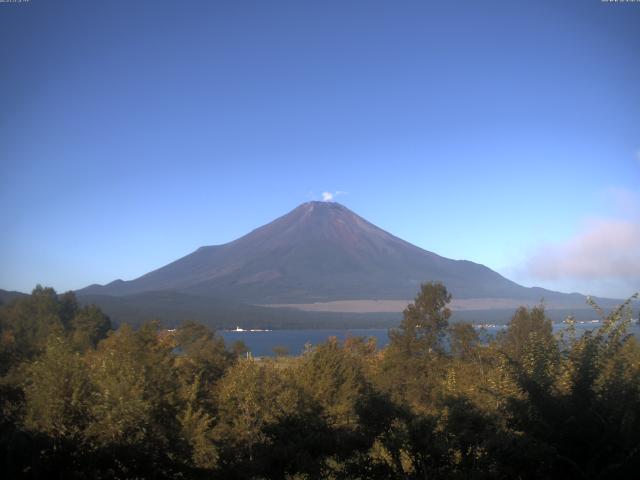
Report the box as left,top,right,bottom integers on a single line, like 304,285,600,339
1,0,639,298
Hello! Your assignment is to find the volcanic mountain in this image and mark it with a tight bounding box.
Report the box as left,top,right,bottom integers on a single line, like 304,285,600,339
79,201,585,308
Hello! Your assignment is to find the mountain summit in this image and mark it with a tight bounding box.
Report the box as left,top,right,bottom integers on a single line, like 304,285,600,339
78,201,578,305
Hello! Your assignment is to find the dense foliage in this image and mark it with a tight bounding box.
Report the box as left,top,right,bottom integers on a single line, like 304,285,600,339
1,283,639,479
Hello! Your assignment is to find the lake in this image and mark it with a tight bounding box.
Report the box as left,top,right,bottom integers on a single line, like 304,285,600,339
220,321,640,357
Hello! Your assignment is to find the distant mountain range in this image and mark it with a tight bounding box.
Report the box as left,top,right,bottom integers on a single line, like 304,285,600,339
72,202,621,328
0,289,27,305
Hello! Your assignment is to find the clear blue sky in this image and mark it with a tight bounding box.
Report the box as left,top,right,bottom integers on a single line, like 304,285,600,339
1,0,639,298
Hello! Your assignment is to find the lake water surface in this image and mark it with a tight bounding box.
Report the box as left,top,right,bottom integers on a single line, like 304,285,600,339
221,321,640,357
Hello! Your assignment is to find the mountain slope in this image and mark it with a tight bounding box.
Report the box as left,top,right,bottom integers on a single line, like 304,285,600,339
0,288,28,305
77,201,585,304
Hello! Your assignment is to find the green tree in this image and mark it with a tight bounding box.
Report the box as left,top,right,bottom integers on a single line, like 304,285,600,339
85,322,186,476
449,322,479,360
231,339,249,357
70,304,112,351
0,287,110,368
0,286,66,362
297,337,368,430
178,374,219,470
500,305,554,362
23,334,94,441
175,321,231,381
389,282,452,356
272,345,289,357
173,321,233,471
379,283,452,414
57,291,79,330
214,359,326,477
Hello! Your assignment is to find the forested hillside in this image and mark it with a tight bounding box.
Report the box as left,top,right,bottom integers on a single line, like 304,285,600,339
1,284,639,479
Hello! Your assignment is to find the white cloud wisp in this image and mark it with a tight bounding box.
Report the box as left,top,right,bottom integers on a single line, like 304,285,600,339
526,218,640,281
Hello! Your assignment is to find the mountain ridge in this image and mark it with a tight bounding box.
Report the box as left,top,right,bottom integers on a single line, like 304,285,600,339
77,201,593,306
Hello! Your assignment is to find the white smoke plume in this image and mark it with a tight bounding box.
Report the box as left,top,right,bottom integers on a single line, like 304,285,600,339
321,191,347,202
